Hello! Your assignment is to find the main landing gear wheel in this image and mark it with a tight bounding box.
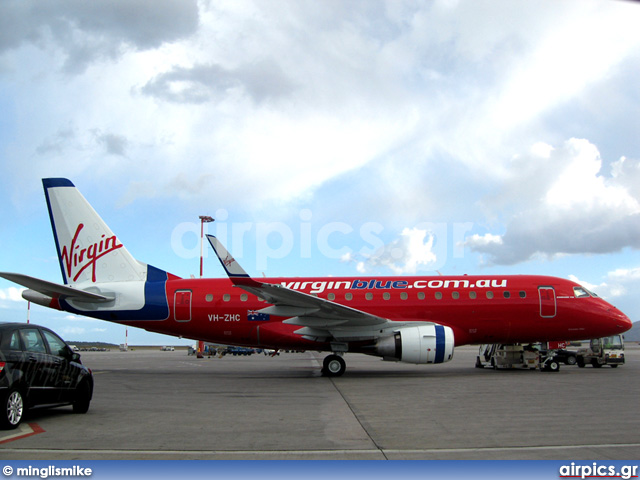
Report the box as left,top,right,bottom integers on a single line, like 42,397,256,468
322,355,346,377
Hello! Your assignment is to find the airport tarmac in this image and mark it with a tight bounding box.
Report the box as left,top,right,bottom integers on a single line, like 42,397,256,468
1,345,639,460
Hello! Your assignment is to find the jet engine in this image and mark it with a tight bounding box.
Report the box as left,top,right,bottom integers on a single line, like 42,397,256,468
374,324,455,364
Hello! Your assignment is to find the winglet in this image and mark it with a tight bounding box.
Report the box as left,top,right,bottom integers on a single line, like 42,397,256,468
207,235,261,287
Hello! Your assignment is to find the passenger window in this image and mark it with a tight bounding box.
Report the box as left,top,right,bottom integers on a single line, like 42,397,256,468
383,292,390,300
240,294,248,301
345,293,353,301
519,291,526,298
503,291,511,299
43,330,68,357
327,293,335,301
365,292,373,300
20,329,46,354
486,291,494,299
400,292,408,300
469,291,477,299
205,294,214,302
435,292,443,300
223,294,231,302
452,292,460,299
417,292,425,300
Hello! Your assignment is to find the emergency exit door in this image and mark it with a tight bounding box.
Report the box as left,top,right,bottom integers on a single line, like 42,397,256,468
174,290,192,322
538,286,556,318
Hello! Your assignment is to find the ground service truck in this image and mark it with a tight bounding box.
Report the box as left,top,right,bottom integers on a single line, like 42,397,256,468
576,335,625,368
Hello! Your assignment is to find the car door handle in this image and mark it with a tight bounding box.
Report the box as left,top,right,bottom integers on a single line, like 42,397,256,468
28,355,38,362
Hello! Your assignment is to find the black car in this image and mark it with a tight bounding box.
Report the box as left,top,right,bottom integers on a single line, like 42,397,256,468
0,323,94,429
536,347,578,365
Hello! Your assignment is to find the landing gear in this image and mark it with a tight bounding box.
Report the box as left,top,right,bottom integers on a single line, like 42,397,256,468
322,354,346,377
542,359,560,372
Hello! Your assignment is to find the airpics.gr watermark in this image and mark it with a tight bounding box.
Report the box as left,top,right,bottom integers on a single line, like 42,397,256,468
170,208,474,272
559,462,638,479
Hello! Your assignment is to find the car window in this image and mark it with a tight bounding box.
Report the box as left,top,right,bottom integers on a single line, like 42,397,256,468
42,330,68,357
8,330,22,351
19,328,47,354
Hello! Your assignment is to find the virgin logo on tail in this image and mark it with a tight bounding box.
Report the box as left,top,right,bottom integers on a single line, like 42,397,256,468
60,224,123,282
222,255,235,268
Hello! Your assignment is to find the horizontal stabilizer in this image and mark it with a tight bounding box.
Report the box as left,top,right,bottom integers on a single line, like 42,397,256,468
0,272,111,303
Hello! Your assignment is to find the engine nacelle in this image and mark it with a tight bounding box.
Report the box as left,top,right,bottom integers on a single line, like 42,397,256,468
375,325,455,364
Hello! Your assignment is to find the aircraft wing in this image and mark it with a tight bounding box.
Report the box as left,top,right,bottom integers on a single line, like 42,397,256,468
0,272,111,303
207,235,428,342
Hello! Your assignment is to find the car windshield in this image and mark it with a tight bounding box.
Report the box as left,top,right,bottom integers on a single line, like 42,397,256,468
602,336,623,350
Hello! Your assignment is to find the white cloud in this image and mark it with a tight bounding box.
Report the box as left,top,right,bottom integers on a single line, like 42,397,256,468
345,227,438,275
465,234,503,248
570,267,640,301
608,267,640,283
468,139,640,265
0,287,25,304
545,140,639,213
1,2,639,263
3,0,639,216
0,0,200,73
489,1,640,133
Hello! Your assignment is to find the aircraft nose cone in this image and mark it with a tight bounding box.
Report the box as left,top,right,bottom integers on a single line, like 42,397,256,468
611,307,633,333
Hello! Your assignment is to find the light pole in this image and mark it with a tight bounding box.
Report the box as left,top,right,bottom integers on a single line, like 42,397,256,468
198,216,214,358
199,216,214,278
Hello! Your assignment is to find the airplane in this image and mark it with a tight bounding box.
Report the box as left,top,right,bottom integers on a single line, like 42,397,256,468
0,178,632,376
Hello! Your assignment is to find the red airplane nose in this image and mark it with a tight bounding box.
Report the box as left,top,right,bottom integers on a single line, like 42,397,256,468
611,307,633,333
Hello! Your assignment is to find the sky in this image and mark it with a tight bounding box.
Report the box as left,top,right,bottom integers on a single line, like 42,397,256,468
0,0,639,345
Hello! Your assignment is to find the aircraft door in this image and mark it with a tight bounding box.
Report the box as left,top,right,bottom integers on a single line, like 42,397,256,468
538,286,556,318
174,290,192,322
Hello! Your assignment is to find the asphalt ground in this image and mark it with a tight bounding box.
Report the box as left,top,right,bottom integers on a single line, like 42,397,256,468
1,345,639,460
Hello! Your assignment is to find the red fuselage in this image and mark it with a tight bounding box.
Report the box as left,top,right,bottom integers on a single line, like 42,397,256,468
113,274,631,351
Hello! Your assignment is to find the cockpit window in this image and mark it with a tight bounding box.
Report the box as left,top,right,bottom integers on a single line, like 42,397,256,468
573,286,592,298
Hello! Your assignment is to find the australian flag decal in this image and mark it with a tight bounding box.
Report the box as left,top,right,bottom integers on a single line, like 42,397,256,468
248,310,270,321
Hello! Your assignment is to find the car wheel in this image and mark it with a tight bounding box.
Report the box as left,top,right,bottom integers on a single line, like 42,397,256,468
566,355,577,366
1,388,25,430
72,380,92,414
